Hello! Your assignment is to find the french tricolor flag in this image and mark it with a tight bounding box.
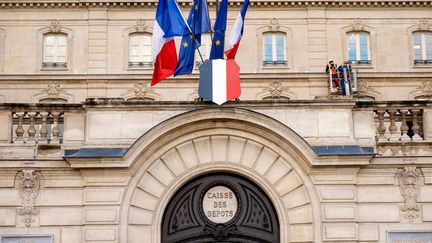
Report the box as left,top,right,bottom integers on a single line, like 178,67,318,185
225,0,250,60
151,0,189,86
199,59,241,105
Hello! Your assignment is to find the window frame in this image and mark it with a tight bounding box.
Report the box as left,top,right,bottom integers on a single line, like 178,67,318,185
346,31,371,65
128,32,153,68
262,32,287,65
37,26,73,72
42,33,68,68
412,31,432,65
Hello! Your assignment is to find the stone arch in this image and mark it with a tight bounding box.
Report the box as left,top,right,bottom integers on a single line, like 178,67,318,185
118,108,322,243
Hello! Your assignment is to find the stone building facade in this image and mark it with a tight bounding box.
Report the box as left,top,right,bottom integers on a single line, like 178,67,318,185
0,0,432,242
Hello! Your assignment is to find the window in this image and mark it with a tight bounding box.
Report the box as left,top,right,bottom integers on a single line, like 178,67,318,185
196,34,212,64
263,33,286,65
346,32,370,64
413,32,432,64
129,33,152,67
43,33,67,68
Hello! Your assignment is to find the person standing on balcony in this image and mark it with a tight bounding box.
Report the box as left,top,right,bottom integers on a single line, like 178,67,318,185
326,59,339,93
338,60,352,96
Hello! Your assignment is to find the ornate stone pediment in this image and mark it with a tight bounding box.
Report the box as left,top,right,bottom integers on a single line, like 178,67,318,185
353,18,364,31
49,20,62,33
418,18,430,31
135,19,147,32
267,18,280,31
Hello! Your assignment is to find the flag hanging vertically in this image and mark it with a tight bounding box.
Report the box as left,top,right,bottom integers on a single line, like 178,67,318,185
151,0,190,86
199,59,241,105
209,0,228,59
225,0,250,59
174,0,211,76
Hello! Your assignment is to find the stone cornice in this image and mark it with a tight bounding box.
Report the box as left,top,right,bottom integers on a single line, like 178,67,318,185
0,0,431,9
0,72,431,82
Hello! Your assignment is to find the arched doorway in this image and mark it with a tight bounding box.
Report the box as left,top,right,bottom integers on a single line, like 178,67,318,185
162,173,280,243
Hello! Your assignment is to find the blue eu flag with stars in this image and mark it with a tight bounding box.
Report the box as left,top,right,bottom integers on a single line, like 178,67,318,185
209,0,228,60
174,0,211,76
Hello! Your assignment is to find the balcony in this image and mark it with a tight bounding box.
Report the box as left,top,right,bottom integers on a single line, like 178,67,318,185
0,100,431,161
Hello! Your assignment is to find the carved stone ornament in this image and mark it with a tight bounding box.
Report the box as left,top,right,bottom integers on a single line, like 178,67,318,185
135,19,147,32
418,18,430,31
49,20,62,33
353,18,364,31
398,167,421,222
46,83,62,98
268,18,280,31
356,81,369,96
133,81,149,98
17,170,40,227
265,81,289,99
418,81,432,97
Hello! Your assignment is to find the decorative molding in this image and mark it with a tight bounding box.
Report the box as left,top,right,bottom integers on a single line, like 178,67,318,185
398,166,421,223
418,18,430,31
121,81,160,101
49,19,62,33
46,82,63,98
133,81,149,99
135,19,147,33
256,81,295,100
1,1,432,8
352,18,364,31
418,81,432,97
267,18,280,32
17,170,40,227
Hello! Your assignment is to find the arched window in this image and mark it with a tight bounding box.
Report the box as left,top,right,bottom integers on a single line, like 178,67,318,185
413,31,432,64
43,33,67,68
346,32,370,64
128,33,152,67
263,32,286,65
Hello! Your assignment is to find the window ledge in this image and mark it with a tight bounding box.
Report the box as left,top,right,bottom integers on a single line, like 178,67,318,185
350,64,373,69
261,65,289,70
40,68,69,71
412,64,432,69
127,67,153,72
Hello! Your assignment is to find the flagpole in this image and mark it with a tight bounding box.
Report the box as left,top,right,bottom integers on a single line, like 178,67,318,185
173,0,205,62
205,0,214,41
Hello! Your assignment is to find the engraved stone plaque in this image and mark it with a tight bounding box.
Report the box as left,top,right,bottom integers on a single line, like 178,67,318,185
1,236,53,243
202,186,238,224
387,231,432,243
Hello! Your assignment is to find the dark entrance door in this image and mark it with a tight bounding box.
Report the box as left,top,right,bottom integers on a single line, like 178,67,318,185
162,173,280,243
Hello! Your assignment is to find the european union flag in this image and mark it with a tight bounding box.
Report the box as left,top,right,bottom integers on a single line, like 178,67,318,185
209,0,228,60
174,0,211,76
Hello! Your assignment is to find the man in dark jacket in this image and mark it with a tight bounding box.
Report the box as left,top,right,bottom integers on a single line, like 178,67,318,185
338,60,352,96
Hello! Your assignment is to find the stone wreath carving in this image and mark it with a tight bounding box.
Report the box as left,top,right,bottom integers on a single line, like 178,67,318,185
46,82,63,99
418,18,430,31
353,18,364,31
17,170,40,227
135,19,147,32
49,20,62,33
398,166,421,222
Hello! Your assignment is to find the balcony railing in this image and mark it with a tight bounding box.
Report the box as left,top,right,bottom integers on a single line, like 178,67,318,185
128,61,153,68
12,111,64,144
348,60,371,65
373,108,423,142
414,59,432,65
42,62,67,68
